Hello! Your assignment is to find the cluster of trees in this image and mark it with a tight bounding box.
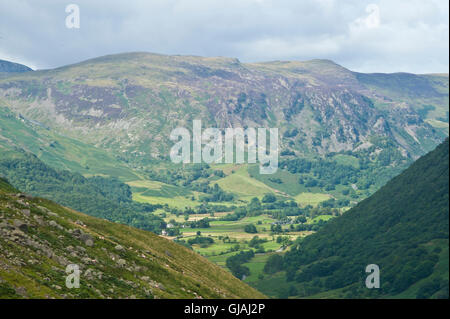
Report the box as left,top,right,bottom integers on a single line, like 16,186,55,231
226,250,255,279
281,137,409,196
146,163,224,187
263,254,284,274
188,218,210,228
248,236,268,249
244,224,257,233
187,236,214,247
195,183,234,202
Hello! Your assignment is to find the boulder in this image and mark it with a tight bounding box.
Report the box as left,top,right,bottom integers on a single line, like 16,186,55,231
80,233,94,247
33,215,44,226
114,244,125,252
21,209,30,217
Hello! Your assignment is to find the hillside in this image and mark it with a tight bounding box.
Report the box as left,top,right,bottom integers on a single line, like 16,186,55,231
0,52,447,165
0,178,265,299
0,149,165,233
252,139,449,299
0,60,32,73
0,53,447,212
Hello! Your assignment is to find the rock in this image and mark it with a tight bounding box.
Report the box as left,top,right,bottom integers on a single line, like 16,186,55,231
13,219,28,233
76,246,86,253
117,259,126,267
11,229,26,238
49,220,63,230
114,244,125,251
46,210,58,217
75,220,85,226
33,215,44,226
80,233,94,246
71,229,82,237
15,286,27,297
84,239,94,247
16,199,29,207
156,283,165,291
21,209,30,217
0,221,12,229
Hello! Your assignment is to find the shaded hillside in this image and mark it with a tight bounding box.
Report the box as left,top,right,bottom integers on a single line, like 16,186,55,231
0,60,32,73
254,139,449,298
0,178,265,299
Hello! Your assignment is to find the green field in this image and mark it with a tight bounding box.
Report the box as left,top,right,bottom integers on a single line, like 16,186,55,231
294,192,332,206
215,165,277,201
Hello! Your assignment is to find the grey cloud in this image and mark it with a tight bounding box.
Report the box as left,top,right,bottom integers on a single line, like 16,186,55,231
0,0,448,73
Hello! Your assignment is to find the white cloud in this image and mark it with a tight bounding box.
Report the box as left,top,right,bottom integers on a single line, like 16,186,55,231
0,0,447,73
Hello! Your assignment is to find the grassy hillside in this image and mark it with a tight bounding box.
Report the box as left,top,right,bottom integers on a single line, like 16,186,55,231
0,178,265,299
253,139,449,299
0,105,138,181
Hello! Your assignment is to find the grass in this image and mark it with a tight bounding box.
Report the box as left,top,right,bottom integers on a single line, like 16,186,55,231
294,192,332,206
243,254,272,283
133,193,198,209
332,154,360,169
307,214,335,224
215,165,276,201
247,164,306,196
127,180,191,197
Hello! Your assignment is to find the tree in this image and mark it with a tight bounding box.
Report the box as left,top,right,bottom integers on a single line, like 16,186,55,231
262,193,277,203
263,254,284,274
244,224,258,234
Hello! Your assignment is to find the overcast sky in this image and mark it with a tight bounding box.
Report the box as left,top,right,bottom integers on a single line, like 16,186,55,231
0,0,448,73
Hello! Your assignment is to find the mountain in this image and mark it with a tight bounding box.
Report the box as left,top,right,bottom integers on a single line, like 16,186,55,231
0,59,32,73
0,178,265,299
0,52,447,167
252,139,449,299
0,53,447,299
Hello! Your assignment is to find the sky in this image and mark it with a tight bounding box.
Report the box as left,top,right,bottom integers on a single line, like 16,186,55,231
0,0,448,73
